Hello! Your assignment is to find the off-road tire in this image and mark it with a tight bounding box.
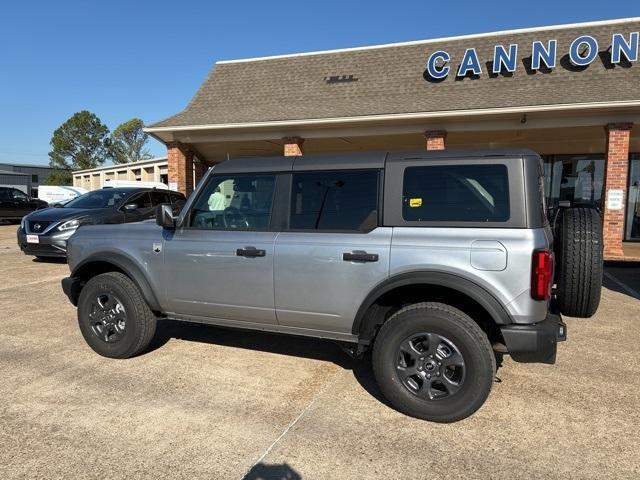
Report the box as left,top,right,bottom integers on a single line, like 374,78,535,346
77,272,156,358
372,302,496,423
555,207,603,318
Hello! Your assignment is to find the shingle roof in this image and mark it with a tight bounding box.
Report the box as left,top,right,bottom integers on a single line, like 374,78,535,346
149,19,640,129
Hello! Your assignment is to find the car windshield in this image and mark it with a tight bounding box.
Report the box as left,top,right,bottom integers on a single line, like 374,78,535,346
63,189,130,209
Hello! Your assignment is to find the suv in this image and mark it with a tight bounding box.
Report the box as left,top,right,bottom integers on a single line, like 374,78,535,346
17,187,185,258
61,150,603,422
0,187,48,222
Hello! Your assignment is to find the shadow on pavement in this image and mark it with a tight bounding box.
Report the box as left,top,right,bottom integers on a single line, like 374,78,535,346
32,256,67,264
147,319,393,409
243,462,302,480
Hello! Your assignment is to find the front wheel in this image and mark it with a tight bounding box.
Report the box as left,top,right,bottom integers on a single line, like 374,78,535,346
372,302,495,423
77,272,157,358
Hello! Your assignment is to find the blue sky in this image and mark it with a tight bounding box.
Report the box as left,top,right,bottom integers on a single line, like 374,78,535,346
0,0,638,165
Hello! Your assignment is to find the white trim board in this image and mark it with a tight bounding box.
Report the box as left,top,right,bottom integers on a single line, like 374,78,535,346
144,100,640,134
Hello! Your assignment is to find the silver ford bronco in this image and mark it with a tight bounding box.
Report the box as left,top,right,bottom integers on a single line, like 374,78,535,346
62,149,602,422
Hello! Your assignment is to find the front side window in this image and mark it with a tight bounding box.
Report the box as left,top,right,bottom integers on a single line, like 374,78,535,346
190,174,276,230
11,189,29,202
150,191,171,206
127,192,152,209
290,170,379,231
402,164,510,222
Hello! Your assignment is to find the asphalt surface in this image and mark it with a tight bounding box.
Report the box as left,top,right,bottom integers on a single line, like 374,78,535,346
1,223,639,479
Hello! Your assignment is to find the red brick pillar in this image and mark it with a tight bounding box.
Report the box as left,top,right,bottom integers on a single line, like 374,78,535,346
167,142,194,196
283,137,304,156
425,130,447,150
603,123,633,258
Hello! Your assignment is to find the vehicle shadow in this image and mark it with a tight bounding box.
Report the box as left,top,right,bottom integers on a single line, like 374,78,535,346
147,319,393,409
32,256,67,264
243,462,302,480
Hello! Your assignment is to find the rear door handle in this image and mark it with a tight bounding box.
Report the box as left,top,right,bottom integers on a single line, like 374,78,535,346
236,246,266,258
342,250,379,263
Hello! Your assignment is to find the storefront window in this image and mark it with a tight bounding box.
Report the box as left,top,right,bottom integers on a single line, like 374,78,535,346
543,155,605,212
626,154,640,242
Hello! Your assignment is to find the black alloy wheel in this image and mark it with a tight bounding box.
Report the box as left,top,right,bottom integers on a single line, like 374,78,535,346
396,332,466,400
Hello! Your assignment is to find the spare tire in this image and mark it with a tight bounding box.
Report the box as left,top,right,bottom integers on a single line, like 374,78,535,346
554,207,603,318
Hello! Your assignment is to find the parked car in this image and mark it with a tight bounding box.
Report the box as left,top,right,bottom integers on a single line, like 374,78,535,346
61,149,603,422
0,187,48,222
17,187,185,259
38,185,88,205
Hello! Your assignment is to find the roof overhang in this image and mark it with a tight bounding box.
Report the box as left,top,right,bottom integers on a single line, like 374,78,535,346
145,100,640,145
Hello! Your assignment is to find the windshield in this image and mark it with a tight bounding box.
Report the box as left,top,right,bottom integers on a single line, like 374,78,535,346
63,190,130,209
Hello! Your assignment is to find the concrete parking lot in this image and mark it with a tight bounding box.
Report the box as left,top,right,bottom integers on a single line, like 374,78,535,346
1,224,639,479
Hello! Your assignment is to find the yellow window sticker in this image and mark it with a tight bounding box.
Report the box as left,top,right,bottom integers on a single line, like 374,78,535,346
409,198,422,208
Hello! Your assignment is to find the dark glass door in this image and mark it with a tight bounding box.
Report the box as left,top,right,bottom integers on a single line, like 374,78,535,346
625,155,640,242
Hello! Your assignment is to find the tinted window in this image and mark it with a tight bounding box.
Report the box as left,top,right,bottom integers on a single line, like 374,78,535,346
64,189,129,209
402,165,509,222
290,170,379,231
11,189,29,202
150,191,171,206
128,192,152,209
0,188,9,200
190,174,276,230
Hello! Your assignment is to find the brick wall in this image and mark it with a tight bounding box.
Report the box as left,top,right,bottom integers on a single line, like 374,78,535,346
167,142,194,196
603,123,633,258
425,130,447,150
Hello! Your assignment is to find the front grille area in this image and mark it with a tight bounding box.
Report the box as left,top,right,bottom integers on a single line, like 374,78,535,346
28,221,53,233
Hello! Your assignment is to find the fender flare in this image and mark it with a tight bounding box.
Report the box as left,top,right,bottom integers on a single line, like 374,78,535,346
352,271,513,340
71,253,162,311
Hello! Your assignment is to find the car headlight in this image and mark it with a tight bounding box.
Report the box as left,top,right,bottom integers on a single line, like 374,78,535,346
58,219,82,232
20,217,27,230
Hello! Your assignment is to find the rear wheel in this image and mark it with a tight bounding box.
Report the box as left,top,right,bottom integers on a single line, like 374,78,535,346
555,207,603,318
372,302,495,423
77,272,156,358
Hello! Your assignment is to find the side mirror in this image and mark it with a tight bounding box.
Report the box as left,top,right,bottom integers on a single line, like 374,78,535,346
123,203,138,211
156,204,176,229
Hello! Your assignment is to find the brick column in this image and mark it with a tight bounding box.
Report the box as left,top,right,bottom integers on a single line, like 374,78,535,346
603,123,633,258
167,142,194,196
425,130,447,150
283,137,304,156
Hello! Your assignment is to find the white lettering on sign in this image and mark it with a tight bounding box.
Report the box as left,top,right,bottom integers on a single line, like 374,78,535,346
607,189,624,210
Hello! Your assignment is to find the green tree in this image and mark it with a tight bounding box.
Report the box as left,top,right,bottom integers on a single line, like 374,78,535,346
109,118,152,164
45,168,73,186
48,111,110,182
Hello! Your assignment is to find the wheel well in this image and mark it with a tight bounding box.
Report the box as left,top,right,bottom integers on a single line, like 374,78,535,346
358,284,504,346
69,261,127,304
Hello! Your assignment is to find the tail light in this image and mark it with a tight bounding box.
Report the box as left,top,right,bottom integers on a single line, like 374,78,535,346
531,250,553,301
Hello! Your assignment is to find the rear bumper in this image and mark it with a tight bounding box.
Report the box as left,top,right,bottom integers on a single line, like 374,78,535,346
500,313,566,364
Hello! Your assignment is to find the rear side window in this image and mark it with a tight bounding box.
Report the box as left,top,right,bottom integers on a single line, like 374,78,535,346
402,164,509,222
290,170,379,231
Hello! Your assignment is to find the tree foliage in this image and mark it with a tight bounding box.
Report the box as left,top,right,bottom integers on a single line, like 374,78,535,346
48,111,110,174
109,118,152,164
45,168,73,186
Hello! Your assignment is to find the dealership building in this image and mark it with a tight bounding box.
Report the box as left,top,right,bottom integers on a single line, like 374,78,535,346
145,18,640,260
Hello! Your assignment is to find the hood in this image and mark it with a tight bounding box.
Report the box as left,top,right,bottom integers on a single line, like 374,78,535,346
25,207,111,223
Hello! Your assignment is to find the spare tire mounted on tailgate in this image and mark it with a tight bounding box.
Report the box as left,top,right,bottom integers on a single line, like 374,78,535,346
554,207,603,318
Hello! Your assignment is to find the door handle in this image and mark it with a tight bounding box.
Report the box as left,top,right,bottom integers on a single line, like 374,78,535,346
236,246,266,258
343,250,379,263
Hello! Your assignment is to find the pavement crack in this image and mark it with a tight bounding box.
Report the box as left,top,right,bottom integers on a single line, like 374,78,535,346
240,368,344,479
